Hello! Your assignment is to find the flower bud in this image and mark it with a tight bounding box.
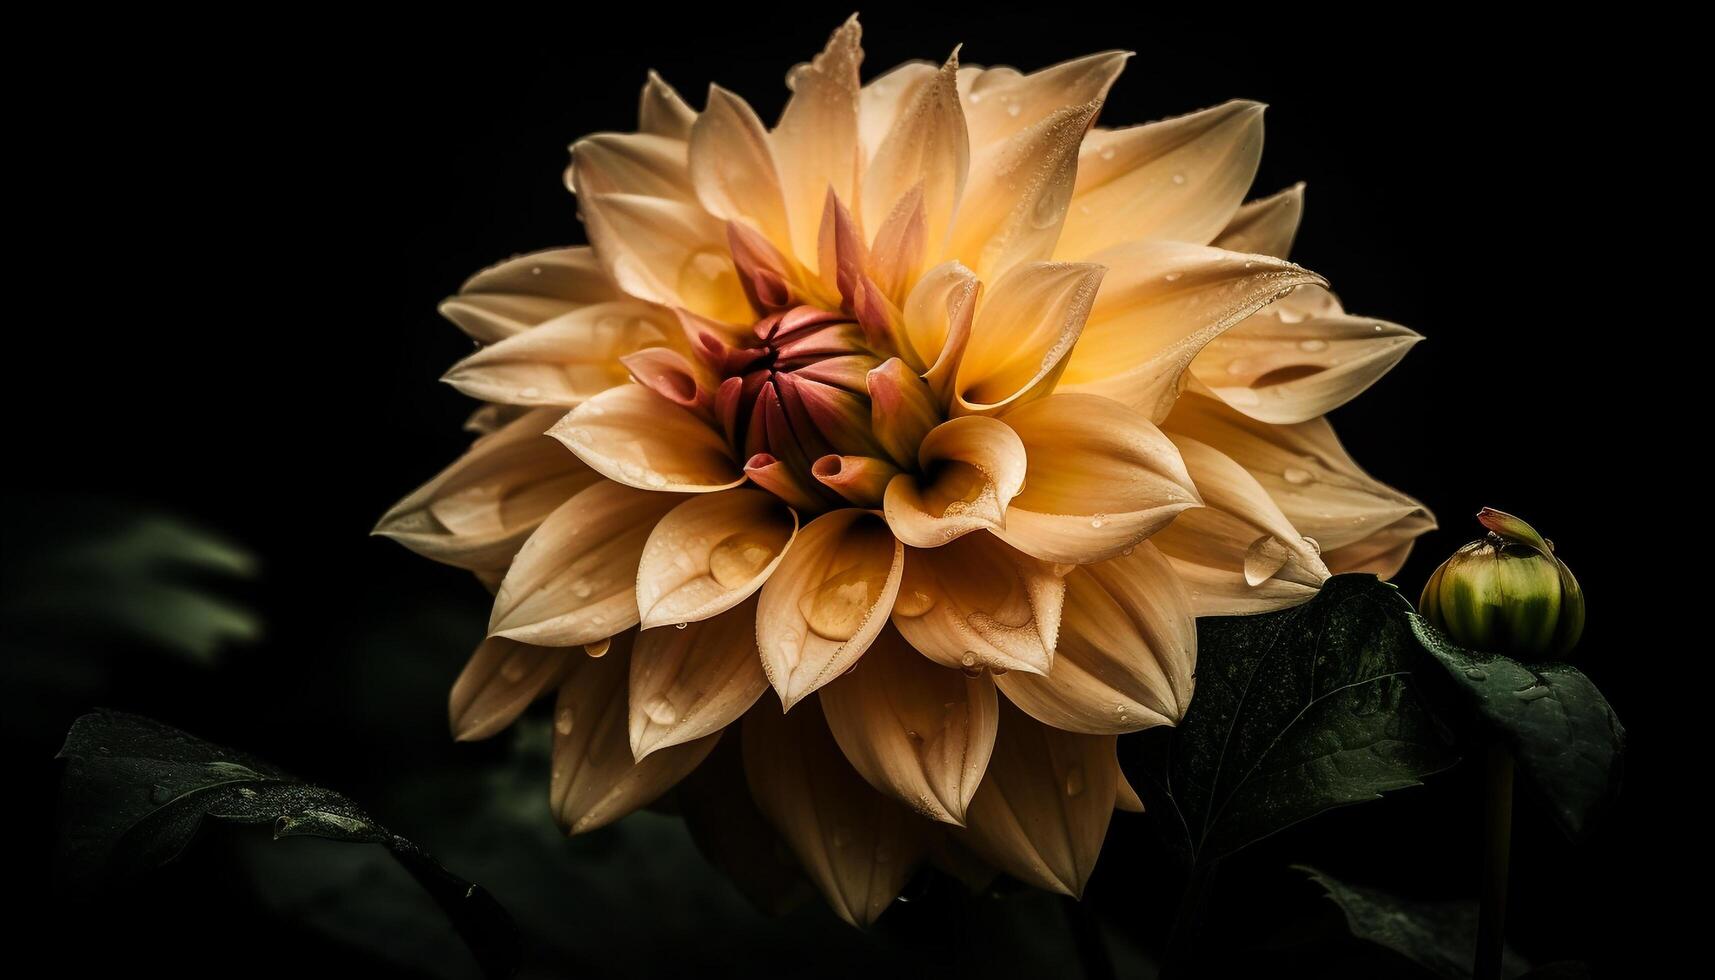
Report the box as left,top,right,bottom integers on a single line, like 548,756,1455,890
1419,508,1585,659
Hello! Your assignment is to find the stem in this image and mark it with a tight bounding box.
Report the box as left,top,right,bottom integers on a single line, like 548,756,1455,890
1061,895,1115,980
1475,745,1514,980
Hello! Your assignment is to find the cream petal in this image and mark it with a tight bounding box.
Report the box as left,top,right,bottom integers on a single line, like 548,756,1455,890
635,489,797,629
993,394,1200,564
899,260,979,403
442,301,676,407
868,186,928,304
1152,434,1330,616
1212,183,1305,259
1115,757,1145,813
552,636,719,834
821,625,998,825
449,636,573,741
639,70,697,140
949,100,1103,282
1321,512,1436,579
1058,100,1265,259
953,261,1105,414
1059,241,1326,422
547,384,745,493
439,247,625,344
570,131,696,201
996,543,1194,734
1163,392,1434,556
959,700,1116,897
689,85,792,252
960,51,1129,150
773,16,863,267
741,699,934,927
629,599,767,759
374,408,600,571
882,416,1027,547
859,61,938,152
863,54,968,259
812,454,899,508
756,509,904,710
462,403,530,435
1189,286,1422,424
891,532,1064,676
576,191,751,324
488,480,684,645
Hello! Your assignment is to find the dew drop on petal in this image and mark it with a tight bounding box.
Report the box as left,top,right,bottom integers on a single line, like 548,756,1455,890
555,707,575,735
1243,535,1291,587
1298,338,1329,353
500,657,527,683
1283,466,1314,486
644,696,679,726
801,564,881,641
709,531,778,587
1064,764,1086,797
1171,173,1186,185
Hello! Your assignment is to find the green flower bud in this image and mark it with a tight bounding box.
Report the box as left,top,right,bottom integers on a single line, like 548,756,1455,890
1419,508,1585,659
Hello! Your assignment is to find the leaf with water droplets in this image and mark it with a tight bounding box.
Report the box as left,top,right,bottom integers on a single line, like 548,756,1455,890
55,710,518,979
1408,617,1625,842
1121,574,1456,866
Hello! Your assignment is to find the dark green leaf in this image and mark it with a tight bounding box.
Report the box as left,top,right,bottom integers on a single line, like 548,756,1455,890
1408,617,1625,841
1296,865,1529,979
1124,574,1457,866
56,710,518,979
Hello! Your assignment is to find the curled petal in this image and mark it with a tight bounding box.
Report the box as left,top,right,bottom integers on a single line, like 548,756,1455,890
629,598,767,759
689,85,792,251
449,637,573,741
638,70,696,139
1060,241,1325,422
772,16,863,266
813,454,900,508
867,357,940,469
1189,286,1422,424
1058,100,1266,259
443,301,675,407
635,488,797,629
439,247,625,344
954,261,1105,415
883,416,1027,547
620,346,715,417
863,53,968,258
756,509,904,709
742,699,934,927
891,532,1064,676
488,480,684,645
374,408,600,571
745,452,828,514
576,191,751,324
1213,183,1305,259
1152,434,1329,616
994,394,1199,564
821,626,999,825
900,260,979,402
996,543,1194,734
552,636,719,834
548,384,744,493
959,701,1116,897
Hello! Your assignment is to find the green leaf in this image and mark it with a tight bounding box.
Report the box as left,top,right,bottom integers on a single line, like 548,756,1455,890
1296,865,1530,979
1408,617,1625,841
56,710,518,979
1124,574,1457,866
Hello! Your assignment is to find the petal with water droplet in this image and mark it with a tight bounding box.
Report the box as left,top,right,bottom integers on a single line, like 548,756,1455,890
439,246,626,344
635,489,797,629
890,532,1063,676
954,261,1105,415
1212,183,1305,260
629,598,766,759
449,636,574,741
882,416,1026,547
689,85,792,254
771,17,862,267
442,301,677,407
548,384,745,493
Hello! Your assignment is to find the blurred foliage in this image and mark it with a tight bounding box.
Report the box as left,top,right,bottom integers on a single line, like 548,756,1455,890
1296,865,1531,979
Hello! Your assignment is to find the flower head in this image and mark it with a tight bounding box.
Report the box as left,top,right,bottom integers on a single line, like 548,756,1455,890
379,17,1433,923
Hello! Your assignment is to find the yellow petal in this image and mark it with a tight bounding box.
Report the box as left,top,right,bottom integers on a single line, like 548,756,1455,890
1212,183,1305,259
1321,512,1437,579
959,700,1116,897
1115,756,1145,813
439,247,625,344
960,51,1129,150
1189,285,1422,425
1059,241,1325,422
689,85,791,251
552,636,719,834
488,480,684,645
820,626,998,825
996,543,1194,734
772,16,863,266
993,394,1199,564
891,532,1064,676
548,384,744,493
635,489,797,629
1151,434,1330,616
756,509,904,710
374,408,600,571
441,301,675,407
859,61,938,156
882,416,1027,547
570,131,696,201
899,260,979,403
1058,100,1265,259
575,191,751,324
449,637,573,741
638,71,696,139
863,53,968,259
949,100,1103,282
629,599,767,759
741,700,934,927
954,261,1105,414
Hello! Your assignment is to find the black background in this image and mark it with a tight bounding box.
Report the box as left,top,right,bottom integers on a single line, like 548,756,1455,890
10,5,1653,976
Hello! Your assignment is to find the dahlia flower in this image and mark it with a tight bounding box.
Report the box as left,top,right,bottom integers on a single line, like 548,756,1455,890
378,16,1433,924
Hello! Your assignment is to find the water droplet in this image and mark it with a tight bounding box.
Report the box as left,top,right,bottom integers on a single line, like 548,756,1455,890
1302,536,1320,555
1463,667,1488,682
572,580,593,599
1089,514,1108,529
500,657,527,682
1284,466,1314,486
893,588,936,617
1298,338,1329,353
1243,535,1291,587
710,530,780,587
1171,173,1186,185
555,707,575,734
519,386,541,399
905,729,923,745
1006,102,1022,118
1514,685,1552,703
1163,271,1182,282
959,652,978,668
1099,145,1117,161
674,621,689,630
1064,765,1087,797
644,696,679,725
530,266,542,276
